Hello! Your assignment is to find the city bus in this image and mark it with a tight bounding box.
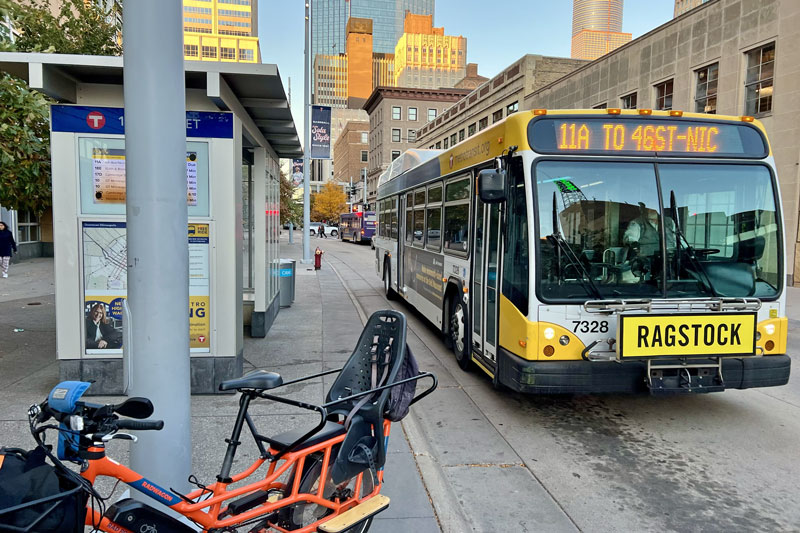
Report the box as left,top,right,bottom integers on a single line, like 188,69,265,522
340,211,376,244
373,109,790,394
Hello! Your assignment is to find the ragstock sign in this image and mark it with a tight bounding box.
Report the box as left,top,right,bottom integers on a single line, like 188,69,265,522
310,105,332,160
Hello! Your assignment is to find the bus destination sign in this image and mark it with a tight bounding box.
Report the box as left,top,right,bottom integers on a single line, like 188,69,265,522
529,117,767,158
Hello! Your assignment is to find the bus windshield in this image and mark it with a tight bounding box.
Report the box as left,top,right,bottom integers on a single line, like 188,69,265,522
535,161,780,301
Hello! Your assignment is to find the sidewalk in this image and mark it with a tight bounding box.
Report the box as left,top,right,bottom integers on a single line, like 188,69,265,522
0,246,439,532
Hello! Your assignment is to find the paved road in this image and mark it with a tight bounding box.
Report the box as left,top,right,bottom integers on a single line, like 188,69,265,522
320,235,800,533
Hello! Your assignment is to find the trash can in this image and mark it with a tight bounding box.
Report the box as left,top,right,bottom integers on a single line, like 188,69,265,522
279,258,296,307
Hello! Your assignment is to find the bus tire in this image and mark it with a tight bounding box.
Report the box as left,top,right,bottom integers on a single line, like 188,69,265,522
449,297,471,371
383,260,395,300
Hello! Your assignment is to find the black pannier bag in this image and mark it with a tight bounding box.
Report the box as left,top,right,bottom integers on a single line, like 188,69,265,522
0,447,86,533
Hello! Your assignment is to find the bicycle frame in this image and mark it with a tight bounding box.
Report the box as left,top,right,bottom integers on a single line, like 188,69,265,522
82,424,387,532
79,368,436,532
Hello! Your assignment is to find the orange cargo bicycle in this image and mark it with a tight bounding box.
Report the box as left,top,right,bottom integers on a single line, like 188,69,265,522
0,310,436,533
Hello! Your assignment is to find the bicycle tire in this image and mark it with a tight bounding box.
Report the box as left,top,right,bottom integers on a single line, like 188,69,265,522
284,451,375,532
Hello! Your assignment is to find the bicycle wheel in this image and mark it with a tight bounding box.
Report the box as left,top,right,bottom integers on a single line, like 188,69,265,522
285,451,376,532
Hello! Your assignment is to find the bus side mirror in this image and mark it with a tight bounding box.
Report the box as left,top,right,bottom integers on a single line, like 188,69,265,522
478,169,506,203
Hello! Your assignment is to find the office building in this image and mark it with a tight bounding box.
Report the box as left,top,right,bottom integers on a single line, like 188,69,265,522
674,0,711,17
183,0,260,64
333,121,370,199
394,13,466,89
571,0,631,60
311,0,434,68
529,0,800,283
415,54,587,149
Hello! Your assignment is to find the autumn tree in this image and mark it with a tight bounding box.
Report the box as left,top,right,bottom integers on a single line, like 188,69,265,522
311,182,347,223
0,0,121,215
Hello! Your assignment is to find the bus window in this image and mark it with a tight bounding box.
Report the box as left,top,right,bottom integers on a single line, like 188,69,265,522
502,158,528,315
391,198,398,240
444,177,470,254
413,206,425,246
659,164,779,298
427,206,442,250
428,184,442,203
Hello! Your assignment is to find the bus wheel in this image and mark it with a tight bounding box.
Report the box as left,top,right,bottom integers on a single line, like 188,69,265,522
449,298,471,371
383,261,395,300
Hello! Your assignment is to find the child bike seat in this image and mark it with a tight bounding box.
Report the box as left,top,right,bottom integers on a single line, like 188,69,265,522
219,370,283,392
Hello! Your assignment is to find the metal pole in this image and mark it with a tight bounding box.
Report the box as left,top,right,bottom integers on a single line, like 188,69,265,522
302,1,312,263
123,0,191,493
363,167,367,206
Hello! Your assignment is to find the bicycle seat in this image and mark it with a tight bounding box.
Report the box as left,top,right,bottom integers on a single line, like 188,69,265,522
219,370,283,392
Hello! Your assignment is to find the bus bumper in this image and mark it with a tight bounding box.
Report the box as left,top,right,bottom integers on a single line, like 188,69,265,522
496,347,791,394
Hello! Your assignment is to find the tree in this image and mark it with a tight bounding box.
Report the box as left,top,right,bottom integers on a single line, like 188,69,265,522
0,0,121,215
279,170,302,225
311,182,347,222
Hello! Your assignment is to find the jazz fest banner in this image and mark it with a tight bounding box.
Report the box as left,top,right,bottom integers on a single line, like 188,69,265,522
82,222,211,354
310,105,332,159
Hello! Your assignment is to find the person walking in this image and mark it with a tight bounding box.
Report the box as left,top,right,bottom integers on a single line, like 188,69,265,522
0,221,17,278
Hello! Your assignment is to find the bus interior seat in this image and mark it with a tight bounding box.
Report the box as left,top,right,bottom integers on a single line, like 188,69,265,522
733,235,765,264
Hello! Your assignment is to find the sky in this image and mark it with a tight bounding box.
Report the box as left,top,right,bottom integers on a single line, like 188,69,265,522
259,1,676,146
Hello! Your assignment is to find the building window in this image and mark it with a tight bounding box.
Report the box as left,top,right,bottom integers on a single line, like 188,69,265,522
435,141,442,149
695,63,718,114
361,132,368,144
492,109,503,123
428,108,437,122
408,107,417,121
506,101,518,115
745,43,775,115
459,129,465,142
16,211,40,243
593,103,607,109
468,123,476,137
184,44,198,57
361,150,368,162
450,133,457,145
392,106,402,120
220,47,236,60
408,129,416,142
478,117,488,130
391,150,401,160
392,128,401,143
621,92,637,109
655,79,673,110
238,49,254,61
201,46,217,58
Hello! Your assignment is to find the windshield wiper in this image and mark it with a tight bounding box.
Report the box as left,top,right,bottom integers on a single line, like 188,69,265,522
669,190,718,297
549,192,602,299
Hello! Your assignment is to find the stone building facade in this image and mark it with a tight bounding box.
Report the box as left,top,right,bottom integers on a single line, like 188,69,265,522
333,121,369,199
363,87,470,203
414,54,587,149
528,0,800,283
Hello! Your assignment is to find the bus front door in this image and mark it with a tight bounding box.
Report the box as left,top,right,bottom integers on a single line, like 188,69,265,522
472,200,501,364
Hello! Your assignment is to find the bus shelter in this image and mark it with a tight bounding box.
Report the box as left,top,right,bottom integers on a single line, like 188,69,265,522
0,53,301,394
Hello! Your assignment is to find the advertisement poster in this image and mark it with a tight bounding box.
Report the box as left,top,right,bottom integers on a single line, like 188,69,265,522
403,247,445,305
310,105,332,160
291,159,304,187
82,222,211,354
90,149,198,205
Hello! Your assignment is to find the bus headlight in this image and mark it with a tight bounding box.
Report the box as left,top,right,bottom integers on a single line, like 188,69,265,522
765,324,775,335
756,331,762,341
543,327,555,340
559,335,570,346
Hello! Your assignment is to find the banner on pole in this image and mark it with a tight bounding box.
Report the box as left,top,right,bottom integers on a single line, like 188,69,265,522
310,105,332,160
291,159,304,187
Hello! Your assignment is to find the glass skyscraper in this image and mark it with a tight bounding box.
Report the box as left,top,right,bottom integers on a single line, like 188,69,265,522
311,0,434,61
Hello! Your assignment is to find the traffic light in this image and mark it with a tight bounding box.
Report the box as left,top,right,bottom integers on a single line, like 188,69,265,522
350,185,357,197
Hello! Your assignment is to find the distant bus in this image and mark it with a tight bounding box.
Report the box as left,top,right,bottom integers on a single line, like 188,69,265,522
339,211,376,244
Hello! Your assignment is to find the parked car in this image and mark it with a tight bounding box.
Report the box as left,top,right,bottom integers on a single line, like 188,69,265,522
308,223,338,237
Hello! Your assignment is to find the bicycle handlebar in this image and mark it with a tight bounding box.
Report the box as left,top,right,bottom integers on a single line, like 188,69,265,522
115,419,164,431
